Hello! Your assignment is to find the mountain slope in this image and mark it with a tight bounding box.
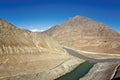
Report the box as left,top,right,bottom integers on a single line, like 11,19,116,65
44,16,120,54
0,19,74,79
0,19,63,55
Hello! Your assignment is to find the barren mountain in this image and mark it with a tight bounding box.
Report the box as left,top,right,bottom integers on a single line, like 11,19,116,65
0,19,64,58
0,17,120,80
0,19,83,80
44,16,120,54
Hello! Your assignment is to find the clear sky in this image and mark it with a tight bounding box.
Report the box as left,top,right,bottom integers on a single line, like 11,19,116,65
0,0,120,32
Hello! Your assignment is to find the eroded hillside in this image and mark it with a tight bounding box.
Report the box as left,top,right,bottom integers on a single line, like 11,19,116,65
44,16,120,54
0,19,83,80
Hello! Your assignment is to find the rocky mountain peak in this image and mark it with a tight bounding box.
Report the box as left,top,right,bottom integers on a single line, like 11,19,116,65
61,16,93,27
44,15,120,53
72,15,91,21
43,25,60,36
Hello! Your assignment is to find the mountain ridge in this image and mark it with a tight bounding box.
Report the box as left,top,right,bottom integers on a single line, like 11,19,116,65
44,16,120,38
0,19,71,79
0,16,120,80
44,15,120,54
0,19,64,63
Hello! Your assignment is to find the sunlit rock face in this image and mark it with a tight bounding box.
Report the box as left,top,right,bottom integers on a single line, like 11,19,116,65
44,16,120,54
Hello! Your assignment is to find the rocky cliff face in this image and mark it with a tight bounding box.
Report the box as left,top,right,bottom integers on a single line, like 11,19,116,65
44,16,120,54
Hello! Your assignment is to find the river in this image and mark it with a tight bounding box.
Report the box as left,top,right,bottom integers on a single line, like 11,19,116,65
55,61,95,80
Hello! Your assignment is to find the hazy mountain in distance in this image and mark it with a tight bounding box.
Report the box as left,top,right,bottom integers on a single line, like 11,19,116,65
44,16,120,54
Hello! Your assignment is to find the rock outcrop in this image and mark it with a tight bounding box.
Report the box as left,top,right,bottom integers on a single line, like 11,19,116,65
80,62,120,80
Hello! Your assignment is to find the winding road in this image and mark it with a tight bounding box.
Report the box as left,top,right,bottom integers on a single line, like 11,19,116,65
63,47,120,63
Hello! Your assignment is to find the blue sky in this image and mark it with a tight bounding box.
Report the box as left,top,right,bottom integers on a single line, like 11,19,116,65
0,0,120,32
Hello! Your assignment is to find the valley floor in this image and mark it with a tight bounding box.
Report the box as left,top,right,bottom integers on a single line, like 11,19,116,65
0,53,84,80
0,47,120,80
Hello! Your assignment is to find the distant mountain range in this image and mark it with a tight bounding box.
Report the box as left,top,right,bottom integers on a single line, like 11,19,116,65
44,16,120,54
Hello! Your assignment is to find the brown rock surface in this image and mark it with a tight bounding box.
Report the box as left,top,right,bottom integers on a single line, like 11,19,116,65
44,16,120,54
80,62,120,80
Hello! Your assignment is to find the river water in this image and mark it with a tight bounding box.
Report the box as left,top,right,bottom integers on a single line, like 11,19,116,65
55,61,95,80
